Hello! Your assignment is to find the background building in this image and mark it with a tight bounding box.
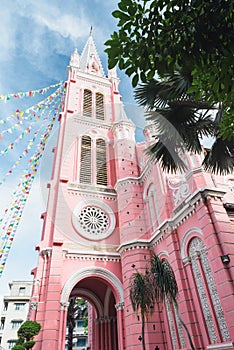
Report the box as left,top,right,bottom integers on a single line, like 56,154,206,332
29,34,234,350
0,281,32,350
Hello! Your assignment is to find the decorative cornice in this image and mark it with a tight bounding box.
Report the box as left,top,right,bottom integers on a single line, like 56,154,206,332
114,162,153,191
73,114,112,129
117,240,151,255
111,119,135,130
65,250,121,262
117,187,227,254
114,177,143,191
67,186,117,200
73,71,112,87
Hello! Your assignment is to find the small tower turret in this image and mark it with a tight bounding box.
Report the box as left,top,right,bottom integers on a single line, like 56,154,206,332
67,48,80,79
70,48,80,68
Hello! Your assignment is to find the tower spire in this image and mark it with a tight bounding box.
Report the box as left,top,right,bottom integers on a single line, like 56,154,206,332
79,32,104,76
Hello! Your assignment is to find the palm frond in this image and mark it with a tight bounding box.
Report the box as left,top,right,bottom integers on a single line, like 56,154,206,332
192,114,217,138
150,254,196,350
135,79,167,108
146,107,196,135
146,139,188,173
129,271,155,316
135,72,193,110
161,259,178,302
202,137,234,174
160,72,191,100
146,107,218,166
150,254,178,302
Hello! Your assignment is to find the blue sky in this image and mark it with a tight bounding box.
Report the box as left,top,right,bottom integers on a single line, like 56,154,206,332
0,0,146,296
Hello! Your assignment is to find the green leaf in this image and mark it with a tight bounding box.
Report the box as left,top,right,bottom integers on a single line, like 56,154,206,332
140,71,147,83
118,1,128,11
126,66,136,76
132,73,139,87
128,4,137,16
112,10,130,21
119,58,125,69
147,70,155,80
108,58,119,69
112,10,123,18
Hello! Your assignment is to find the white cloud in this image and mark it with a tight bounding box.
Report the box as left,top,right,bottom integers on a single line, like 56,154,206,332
16,0,96,45
0,6,16,62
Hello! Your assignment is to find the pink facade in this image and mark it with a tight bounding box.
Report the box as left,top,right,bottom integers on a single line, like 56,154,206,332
30,34,234,350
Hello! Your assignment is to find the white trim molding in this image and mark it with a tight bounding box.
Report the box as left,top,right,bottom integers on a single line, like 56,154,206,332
207,342,234,350
61,266,124,305
181,228,203,260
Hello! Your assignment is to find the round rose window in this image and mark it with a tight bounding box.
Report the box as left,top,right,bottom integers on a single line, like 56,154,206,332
72,200,116,240
78,206,109,235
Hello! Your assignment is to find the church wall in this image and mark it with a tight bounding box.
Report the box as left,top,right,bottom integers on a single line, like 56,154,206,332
30,38,234,350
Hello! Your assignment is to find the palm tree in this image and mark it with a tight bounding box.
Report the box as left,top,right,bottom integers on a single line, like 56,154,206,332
150,254,196,350
129,270,155,350
135,73,234,174
66,297,88,350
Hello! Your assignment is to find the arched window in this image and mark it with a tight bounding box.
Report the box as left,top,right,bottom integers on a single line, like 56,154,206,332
79,136,108,187
189,237,230,343
80,136,92,184
96,93,104,120
162,258,185,349
83,89,92,118
96,138,107,186
147,184,161,231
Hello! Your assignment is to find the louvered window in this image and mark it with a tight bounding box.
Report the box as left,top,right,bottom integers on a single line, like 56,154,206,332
83,89,92,118
96,93,104,120
80,136,92,184
96,139,107,186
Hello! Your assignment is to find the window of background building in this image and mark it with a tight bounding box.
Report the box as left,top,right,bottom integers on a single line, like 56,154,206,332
3,301,8,311
14,303,25,311
76,338,86,347
75,320,84,328
8,340,16,349
0,318,5,330
19,287,25,296
11,320,23,329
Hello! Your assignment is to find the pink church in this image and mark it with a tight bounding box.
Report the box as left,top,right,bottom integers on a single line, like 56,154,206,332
30,34,234,350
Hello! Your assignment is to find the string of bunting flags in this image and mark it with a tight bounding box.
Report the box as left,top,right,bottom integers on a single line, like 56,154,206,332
0,81,62,103
0,93,61,185
0,86,63,155
0,82,65,276
0,83,64,138
0,115,57,276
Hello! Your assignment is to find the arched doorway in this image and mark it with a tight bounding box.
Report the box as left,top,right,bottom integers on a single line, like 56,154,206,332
61,267,124,350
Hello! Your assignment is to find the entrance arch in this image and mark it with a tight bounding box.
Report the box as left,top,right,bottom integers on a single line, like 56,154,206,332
61,266,124,305
60,267,124,350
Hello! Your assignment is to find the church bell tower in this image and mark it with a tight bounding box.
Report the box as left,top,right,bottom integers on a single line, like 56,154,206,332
30,32,132,350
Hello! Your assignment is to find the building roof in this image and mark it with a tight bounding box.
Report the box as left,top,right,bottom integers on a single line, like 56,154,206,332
79,30,105,76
